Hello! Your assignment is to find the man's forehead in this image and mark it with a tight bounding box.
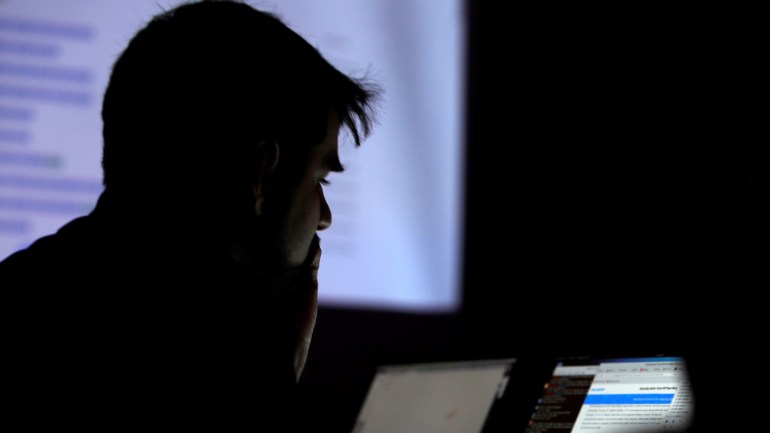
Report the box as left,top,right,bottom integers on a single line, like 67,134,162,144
315,113,343,171
322,150,344,172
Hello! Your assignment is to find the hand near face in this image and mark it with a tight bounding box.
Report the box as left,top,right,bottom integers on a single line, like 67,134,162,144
292,239,320,381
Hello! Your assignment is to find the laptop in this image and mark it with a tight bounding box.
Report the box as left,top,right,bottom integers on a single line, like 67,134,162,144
525,355,694,433
351,358,516,433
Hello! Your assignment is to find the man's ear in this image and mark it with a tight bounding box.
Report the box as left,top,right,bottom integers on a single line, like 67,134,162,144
252,140,280,216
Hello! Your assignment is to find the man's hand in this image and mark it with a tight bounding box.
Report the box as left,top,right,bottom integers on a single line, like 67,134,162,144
292,237,321,382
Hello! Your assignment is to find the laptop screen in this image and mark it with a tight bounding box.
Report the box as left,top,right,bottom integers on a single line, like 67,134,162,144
352,358,515,433
526,356,694,433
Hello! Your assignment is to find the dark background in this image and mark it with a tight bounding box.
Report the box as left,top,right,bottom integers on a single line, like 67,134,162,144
298,2,762,432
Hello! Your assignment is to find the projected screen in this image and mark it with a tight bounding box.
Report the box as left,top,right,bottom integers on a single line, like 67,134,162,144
0,0,464,312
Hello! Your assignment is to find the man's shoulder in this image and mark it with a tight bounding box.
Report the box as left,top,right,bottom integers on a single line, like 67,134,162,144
0,215,99,280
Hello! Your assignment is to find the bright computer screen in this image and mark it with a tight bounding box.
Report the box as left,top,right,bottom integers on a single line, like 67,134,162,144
527,357,694,433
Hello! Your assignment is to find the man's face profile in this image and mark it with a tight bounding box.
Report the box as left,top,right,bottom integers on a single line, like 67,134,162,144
271,111,342,267
237,111,343,292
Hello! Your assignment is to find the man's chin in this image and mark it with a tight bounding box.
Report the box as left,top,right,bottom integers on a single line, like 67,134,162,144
288,233,321,268
244,233,321,297
270,234,321,298
258,261,304,298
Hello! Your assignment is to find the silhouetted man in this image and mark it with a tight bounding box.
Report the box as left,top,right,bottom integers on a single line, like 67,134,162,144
0,1,379,429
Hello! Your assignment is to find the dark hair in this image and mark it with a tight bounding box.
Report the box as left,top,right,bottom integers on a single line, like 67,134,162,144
101,0,378,201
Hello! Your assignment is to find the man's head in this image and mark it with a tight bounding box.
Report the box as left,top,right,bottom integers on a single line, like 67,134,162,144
100,0,378,266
